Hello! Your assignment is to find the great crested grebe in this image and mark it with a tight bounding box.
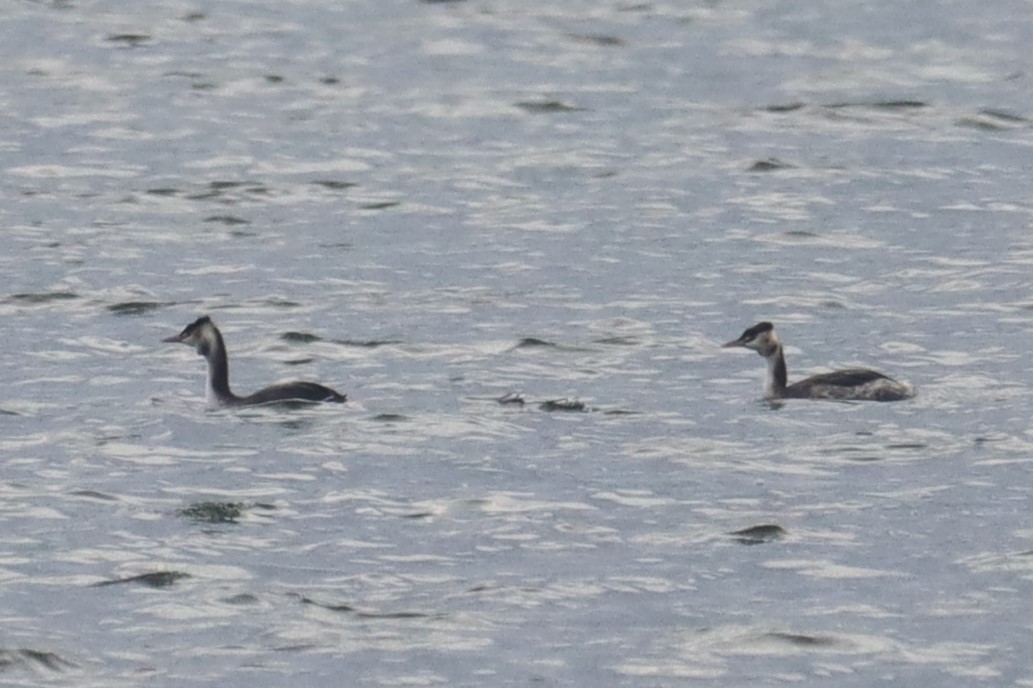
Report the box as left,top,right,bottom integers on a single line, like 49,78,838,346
723,322,914,402
163,315,346,406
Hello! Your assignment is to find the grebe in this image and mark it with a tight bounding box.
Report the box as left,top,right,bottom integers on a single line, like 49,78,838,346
722,322,914,402
162,315,346,406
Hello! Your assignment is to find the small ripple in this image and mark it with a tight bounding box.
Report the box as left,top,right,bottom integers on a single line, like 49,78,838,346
358,200,401,211
5,291,79,305
331,338,403,348
281,331,321,343
0,648,75,673
203,215,250,225
477,492,596,515
728,524,787,544
760,558,900,579
91,571,191,588
66,489,118,501
566,33,625,47
515,100,585,113
747,158,795,172
368,413,409,423
107,300,170,316
826,99,928,111
310,180,358,191
105,33,151,47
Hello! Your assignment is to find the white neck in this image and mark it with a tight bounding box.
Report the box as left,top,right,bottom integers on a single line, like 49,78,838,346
764,353,781,398
205,358,220,407
759,343,788,398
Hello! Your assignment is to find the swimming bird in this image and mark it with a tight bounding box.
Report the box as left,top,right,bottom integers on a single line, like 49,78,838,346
722,321,914,401
163,315,346,406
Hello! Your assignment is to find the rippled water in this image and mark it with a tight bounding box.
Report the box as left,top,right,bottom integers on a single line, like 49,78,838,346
4,0,1033,685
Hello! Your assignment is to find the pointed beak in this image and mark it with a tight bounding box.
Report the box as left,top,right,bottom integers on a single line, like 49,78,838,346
162,334,184,343
722,337,747,348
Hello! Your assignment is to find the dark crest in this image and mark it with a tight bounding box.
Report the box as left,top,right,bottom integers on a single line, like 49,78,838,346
183,315,212,335
163,315,214,345
739,321,773,342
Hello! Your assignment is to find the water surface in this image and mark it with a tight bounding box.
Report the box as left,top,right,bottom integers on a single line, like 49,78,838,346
3,0,1033,685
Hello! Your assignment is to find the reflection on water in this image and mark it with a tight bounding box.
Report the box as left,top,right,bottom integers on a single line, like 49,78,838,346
2,0,1033,685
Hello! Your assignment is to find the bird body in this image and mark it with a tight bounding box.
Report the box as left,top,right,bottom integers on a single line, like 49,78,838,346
163,316,345,406
723,322,914,402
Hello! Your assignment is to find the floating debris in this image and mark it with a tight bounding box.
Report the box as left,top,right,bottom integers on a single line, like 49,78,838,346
539,398,586,412
177,501,246,524
729,524,786,544
497,392,526,406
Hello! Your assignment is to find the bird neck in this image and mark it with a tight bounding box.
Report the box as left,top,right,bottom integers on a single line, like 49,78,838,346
203,330,236,405
765,345,788,398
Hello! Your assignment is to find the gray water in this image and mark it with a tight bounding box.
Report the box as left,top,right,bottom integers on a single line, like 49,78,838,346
3,0,1033,685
